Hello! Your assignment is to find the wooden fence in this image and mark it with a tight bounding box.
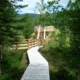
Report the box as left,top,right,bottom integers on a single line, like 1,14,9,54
25,39,39,49
11,39,39,52
11,39,46,53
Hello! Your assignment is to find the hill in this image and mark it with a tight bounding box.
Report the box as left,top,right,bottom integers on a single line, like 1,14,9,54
19,13,38,18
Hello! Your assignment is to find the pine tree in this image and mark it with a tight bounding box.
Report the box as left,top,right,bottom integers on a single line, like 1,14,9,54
0,0,27,75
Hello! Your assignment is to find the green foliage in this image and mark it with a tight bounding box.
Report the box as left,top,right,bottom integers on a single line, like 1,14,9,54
0,0,15,44
39,0,80,80
35,0,47,14
60,0,80,73
52,67,77,80
21,14,33,38
1,50,26,80
0,1,28,76
0,0,28,45
35,0,54,26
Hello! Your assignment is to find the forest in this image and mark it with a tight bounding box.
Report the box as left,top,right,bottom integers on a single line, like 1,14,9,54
0,0,80,80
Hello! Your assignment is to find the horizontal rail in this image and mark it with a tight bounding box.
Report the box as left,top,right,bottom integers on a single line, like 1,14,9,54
11,39,40,52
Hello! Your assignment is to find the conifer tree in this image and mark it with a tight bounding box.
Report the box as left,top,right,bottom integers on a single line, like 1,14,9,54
0,0,27,74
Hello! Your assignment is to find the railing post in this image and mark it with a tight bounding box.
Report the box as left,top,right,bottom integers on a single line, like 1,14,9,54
26,39,42,49
28,40,29,49
34,39,36,47
31,40,34,47
33,39,34,47
16,44,18,53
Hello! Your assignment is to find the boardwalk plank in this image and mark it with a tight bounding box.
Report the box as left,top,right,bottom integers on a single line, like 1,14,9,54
21,46,50,80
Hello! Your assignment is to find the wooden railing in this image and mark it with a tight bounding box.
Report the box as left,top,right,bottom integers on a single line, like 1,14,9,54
11,39,46,53
25,39,39,49
11,39,39,52
25,39,46,48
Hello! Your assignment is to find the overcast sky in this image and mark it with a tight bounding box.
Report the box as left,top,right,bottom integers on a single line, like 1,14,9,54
18,0,69,14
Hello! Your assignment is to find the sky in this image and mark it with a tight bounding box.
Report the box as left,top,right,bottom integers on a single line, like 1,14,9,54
17,0,69,14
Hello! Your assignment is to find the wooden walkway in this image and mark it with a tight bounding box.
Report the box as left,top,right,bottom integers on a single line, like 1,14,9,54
21,46,50,80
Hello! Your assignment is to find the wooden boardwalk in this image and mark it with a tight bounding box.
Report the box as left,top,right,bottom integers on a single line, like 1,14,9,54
21,46,50,80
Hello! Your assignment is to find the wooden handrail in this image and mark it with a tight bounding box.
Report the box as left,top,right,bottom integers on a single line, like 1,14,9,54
11,39,45,52
25,39,39,49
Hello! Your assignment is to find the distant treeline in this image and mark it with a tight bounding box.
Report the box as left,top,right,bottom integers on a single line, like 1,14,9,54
19,13,38,18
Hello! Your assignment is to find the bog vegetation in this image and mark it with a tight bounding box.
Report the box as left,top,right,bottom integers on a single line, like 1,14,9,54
0,0,80,80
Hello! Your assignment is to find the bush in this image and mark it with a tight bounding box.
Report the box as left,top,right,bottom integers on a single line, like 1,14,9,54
52,67,77,80
1,50,26,80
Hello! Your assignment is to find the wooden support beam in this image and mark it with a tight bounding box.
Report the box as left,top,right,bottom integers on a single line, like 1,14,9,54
44,27,46,40
37,25,40,39
28,40,29,49
16,44,18,53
